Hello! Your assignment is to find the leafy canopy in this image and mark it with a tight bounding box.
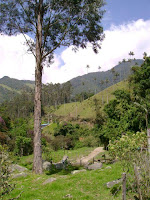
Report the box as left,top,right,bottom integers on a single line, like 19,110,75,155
0,0,105,60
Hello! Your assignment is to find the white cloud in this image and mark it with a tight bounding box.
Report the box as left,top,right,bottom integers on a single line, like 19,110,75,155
0,19,150,84
0,34,35,81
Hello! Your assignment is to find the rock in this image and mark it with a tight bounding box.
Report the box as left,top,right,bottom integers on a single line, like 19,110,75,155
43,161,52,171
105,166,112,169
63,194,73,199
43,177,57,185
87,162,102,170
62,155,68,163
12,172,28,179
106,179,122,188
10,164,28,173
54,162,64,169
71,169,86,174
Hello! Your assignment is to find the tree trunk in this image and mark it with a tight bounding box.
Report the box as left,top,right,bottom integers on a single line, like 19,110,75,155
33,0,43,174
147,128,150,154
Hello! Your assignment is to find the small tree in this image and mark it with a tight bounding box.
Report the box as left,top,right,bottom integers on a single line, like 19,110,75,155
0,0,105,174
86,64,90,74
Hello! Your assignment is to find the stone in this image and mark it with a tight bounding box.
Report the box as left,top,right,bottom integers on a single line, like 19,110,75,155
43,177,57,185
106,179,122,188
12,172,28,179
62,155,68,163
71,169,86,174
43,161,52,171
10,164,28,173
63,194,73,199
105,166,112,169
87,162,102,170
54,162,63,169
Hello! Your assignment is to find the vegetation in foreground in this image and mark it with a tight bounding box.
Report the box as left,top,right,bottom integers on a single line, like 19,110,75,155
5,162,122,200
0,56,150,199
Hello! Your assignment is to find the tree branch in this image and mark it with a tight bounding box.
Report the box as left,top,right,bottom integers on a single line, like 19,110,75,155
42,16,81,60
18,0,36,30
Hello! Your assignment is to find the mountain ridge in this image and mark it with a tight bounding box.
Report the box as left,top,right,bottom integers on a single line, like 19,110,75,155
0,59,143,103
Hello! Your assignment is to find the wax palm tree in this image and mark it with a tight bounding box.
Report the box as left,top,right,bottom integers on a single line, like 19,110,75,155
129,51,134,59
94,77,97,94
98,66,101,72
122,58,126,80
100,80,104,104
143,52,147,60
86,64,90,74
105,78,109,103
111,67,115,87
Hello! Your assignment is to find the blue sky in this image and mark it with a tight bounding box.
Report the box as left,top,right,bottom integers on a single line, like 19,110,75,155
103,0,150,29
0,1,150,83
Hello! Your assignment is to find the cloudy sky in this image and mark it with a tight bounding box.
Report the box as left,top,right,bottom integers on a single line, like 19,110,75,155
0,0,150,84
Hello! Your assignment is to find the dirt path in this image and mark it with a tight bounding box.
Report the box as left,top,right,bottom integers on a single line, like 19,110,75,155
77,147,105,165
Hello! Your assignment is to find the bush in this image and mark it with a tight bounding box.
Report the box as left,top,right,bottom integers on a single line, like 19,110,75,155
0,145,14,198
51,135,73,151
14,136,32,156
109,131,147,163
0,132,7,145
75,135,99,149
109,131,150,199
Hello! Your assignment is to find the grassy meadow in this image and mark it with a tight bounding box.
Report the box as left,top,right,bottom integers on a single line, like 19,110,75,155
7,162,123,200
54,81,129,121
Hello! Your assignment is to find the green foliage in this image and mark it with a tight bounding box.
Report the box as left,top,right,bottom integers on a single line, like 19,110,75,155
0,132,8,145
11,118,28,137
109,131,147,162
109,132,150,199
75,135,99,149
50,135,73,151
93,98,105,127
54,123,76,137
130,57,150,98
129,56,150,126
99,88,146,148
14,136,32,156
0,145,14,198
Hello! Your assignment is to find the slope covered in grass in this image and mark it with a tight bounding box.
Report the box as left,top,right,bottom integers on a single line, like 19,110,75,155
54,81,129,121
6,162,122,200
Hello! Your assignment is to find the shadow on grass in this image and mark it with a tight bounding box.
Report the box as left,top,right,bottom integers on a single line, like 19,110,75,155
45,164,81,175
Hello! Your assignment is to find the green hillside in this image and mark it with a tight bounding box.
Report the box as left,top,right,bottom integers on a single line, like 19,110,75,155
0,59,142,104
54,80,129,121
70,59,143,95
0,76,34,103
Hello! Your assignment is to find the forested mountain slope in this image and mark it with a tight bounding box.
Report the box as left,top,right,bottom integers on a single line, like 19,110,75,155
0,59,143,103
70,59,143,95
0,76,34,103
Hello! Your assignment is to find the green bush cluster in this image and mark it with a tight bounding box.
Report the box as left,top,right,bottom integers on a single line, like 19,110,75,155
109,131,147,161
109,132,150,199
0,145,14,198
44,122,100,150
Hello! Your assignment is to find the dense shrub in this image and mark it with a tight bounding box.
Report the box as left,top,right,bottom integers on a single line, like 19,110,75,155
0,145,14,198
0,116,7,132
109,131,147,162
14,136,32,156
51,135,73,151
109,132,150,199
0,132,8,145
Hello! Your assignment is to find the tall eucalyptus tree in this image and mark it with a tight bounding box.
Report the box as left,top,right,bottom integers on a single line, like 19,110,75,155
0,0,105,173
